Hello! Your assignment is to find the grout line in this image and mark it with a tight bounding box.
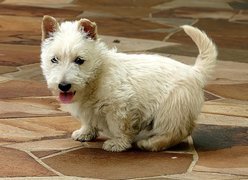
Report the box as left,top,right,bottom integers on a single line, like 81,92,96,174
162,18,199,42
204,90,224,99
193,169,248,177
187,136,198,173
25,150,64,176
200,111,248,118
41,146,85,160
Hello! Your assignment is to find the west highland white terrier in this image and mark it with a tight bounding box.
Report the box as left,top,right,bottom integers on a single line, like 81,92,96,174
40,15,217,152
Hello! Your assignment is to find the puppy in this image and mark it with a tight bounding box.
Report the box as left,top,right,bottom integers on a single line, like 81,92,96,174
40,16,217,152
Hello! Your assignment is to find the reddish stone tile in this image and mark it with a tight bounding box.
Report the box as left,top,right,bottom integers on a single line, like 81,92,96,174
192,124,247,151
32,150,61,158
74,0,167,18
205,83,248,101
0,4,81,18
168,19,248,50
0,147,56,177
43,148,192,179
0,80,51,99
0,44,40,66
148,44,248,63
197,146,248,168
86,17,170,40
0,31,41,45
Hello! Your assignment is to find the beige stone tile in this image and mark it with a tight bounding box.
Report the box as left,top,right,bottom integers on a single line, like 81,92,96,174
0,66,17,75
0,97,66,118
2,63,44,81
101,35,178,52
164,171,246,180
153,7,235,20
42,148,193,179
0,116,79,143
202,99,248,118
197,113,248,127
0,177,96,180
0,147,55,177
5,138,82,151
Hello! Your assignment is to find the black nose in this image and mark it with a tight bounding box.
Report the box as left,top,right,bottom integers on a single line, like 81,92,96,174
58,83,71,92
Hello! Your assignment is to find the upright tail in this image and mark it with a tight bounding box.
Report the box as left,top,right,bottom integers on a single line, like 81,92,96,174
181,25,217,86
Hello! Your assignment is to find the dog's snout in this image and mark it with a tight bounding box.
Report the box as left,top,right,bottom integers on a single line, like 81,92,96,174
58,82,71,92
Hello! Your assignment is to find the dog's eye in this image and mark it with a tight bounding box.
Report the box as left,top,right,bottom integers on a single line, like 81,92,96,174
74,57,85,65
51,57,58,64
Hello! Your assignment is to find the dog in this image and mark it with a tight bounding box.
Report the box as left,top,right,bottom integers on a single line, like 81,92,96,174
40,15,217,152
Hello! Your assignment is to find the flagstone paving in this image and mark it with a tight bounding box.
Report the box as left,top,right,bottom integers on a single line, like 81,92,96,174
0,0,247,179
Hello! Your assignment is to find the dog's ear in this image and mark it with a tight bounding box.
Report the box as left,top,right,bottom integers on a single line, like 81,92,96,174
41,15,59,41
78,18,97,40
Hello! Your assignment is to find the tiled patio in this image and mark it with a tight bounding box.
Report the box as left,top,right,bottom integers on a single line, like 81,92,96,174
0,0,247,179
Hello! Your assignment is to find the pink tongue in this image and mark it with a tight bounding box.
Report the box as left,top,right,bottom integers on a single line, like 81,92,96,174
59,92,74,104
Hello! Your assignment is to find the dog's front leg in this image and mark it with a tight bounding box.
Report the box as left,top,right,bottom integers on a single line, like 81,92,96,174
71,115,98,142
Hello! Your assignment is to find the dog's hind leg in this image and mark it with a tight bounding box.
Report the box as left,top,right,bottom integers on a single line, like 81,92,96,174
136,132,185,151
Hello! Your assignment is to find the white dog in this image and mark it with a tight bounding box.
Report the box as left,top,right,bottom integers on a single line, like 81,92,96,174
40,16,217,152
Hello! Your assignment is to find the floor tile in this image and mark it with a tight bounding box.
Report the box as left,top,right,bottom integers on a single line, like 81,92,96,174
0,80,50,99
85,17,170,40
0,4,81,18
42,148,192,179
101,35,177,52
205,83,248,101
0,116,79,143
0,44,40,66
0,97,67,118
2,63,45,81
0,147,56,177
2,0,74,8
192,124,247,151
165,171,246,180
153,0,233,10
202,99,248,118
5,138,81,151
32,150,61,158
204,91,220,101
168,18,248,50
153,7,235,20
197,113,248,127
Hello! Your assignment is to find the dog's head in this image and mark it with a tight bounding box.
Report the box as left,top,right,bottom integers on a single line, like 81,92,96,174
40,16,103,104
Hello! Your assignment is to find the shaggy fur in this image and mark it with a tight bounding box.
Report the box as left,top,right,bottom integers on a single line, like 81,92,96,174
40,16,217,152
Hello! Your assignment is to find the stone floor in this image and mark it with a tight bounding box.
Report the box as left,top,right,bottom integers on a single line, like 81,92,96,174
0,0,247,179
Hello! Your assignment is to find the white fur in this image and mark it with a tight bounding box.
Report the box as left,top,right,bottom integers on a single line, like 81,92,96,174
41,19,217,152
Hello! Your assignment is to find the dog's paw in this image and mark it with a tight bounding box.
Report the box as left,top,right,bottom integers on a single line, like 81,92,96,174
71,128,97,142
102,138,131,152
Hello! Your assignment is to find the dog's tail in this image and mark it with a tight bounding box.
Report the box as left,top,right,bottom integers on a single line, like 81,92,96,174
181,25,217,86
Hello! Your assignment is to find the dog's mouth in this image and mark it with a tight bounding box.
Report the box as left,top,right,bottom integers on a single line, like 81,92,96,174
59,91,76,104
